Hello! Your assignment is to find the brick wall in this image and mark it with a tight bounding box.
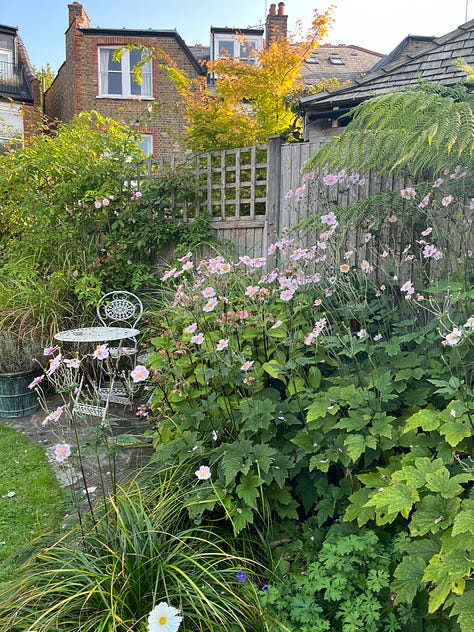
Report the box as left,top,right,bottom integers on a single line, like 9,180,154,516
22,101,41,139
45,9,203,158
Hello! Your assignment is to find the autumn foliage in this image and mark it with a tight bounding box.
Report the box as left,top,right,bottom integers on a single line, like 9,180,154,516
167,8,335,152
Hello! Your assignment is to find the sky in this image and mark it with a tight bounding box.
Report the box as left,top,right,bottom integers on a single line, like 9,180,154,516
1,0,473,73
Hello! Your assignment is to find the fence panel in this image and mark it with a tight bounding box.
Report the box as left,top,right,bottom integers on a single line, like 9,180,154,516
137,142,473,272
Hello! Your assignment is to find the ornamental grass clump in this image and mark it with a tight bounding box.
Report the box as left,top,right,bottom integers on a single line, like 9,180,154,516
145,165,473,631
0,464,276,631
0,332,44,374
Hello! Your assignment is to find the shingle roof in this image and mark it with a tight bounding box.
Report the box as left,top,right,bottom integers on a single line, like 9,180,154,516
301,18,474,113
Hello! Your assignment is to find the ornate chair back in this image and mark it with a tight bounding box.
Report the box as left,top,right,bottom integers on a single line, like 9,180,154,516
96,291,143,358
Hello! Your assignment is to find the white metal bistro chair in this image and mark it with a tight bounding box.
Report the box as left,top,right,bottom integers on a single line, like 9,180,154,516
96,291,143,359
96,291,144,406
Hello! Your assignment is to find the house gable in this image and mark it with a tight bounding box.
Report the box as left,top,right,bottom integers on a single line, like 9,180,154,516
45,2,205,158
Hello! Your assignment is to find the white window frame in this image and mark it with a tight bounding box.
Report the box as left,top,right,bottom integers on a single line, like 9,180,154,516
0,48,13,83
213,35,262,64
138,133,153,156
98,46,153,99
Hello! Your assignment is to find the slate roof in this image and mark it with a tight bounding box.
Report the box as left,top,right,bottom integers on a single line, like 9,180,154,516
301,44,383,85
301,18,474,116
188,42,382,83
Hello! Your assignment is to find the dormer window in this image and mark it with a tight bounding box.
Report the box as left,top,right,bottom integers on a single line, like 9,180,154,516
212,33,263,65
0,30,15,83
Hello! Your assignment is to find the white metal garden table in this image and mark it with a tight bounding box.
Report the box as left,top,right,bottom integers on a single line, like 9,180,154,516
55,326,140,344
54,326,140,416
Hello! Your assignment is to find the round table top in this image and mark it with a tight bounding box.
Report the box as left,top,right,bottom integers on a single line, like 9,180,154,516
54,326,140,343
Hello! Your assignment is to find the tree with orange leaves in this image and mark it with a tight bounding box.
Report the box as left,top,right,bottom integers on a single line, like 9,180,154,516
167,8,335,152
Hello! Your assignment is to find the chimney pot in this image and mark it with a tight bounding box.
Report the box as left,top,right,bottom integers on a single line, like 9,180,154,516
266,1,288,47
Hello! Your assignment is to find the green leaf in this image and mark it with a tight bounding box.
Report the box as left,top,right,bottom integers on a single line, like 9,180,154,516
392,457,444,488
220,440,253,486
452,509,474,537
262,359,284,380
288,377,306,395
115,433,144,446
449,589,474,632
291,430,319,451
315,498,335,526
309,454,330,472
385,341,401,357
307,366,322,390
344,487,376,526
394,368,413,381
410,495,460,536
426,575,453,613
251,443,276,474
236,472,262,509
392,556,426,603
365,483,419,523
424,548,471,612
373,369,395,400
425,468,470,498
344,434,376,462
439,420,472,447
306,398,332,423
403,408,440,434
230,504,254,535
358,472,387,488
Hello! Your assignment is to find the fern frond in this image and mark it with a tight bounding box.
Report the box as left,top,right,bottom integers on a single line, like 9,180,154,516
304,89,474,177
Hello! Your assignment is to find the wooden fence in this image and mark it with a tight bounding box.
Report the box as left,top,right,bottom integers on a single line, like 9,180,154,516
135,139,472,280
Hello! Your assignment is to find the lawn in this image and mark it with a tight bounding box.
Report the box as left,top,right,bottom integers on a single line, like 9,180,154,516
0,423,67,583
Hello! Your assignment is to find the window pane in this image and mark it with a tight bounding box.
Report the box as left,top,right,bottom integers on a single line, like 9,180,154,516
218,40,234,57
0,34,14,52
105,49,121,71
138,134,153,156
129,48,141,94
240,42,254,59
107,73,122,94
130,76,141,95
129,48,142,67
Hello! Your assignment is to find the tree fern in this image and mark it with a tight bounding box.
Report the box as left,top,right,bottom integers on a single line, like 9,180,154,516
305,88,474,177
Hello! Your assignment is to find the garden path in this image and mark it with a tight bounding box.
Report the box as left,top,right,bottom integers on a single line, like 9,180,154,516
1,395,153,503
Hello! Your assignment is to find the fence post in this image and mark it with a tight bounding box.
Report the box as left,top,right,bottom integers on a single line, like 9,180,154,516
267,135,283,244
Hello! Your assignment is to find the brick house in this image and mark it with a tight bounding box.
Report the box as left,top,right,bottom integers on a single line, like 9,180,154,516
0,24,41,146
45,2,205,158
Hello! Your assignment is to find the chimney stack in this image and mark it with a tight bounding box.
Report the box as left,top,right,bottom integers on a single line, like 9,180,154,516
266,2,288,47
68,2,90,28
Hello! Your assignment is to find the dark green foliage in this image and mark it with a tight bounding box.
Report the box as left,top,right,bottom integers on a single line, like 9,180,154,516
0,113,216,337
305,88,474,177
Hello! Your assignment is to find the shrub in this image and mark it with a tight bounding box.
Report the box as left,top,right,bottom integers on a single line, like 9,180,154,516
145,166,473,630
